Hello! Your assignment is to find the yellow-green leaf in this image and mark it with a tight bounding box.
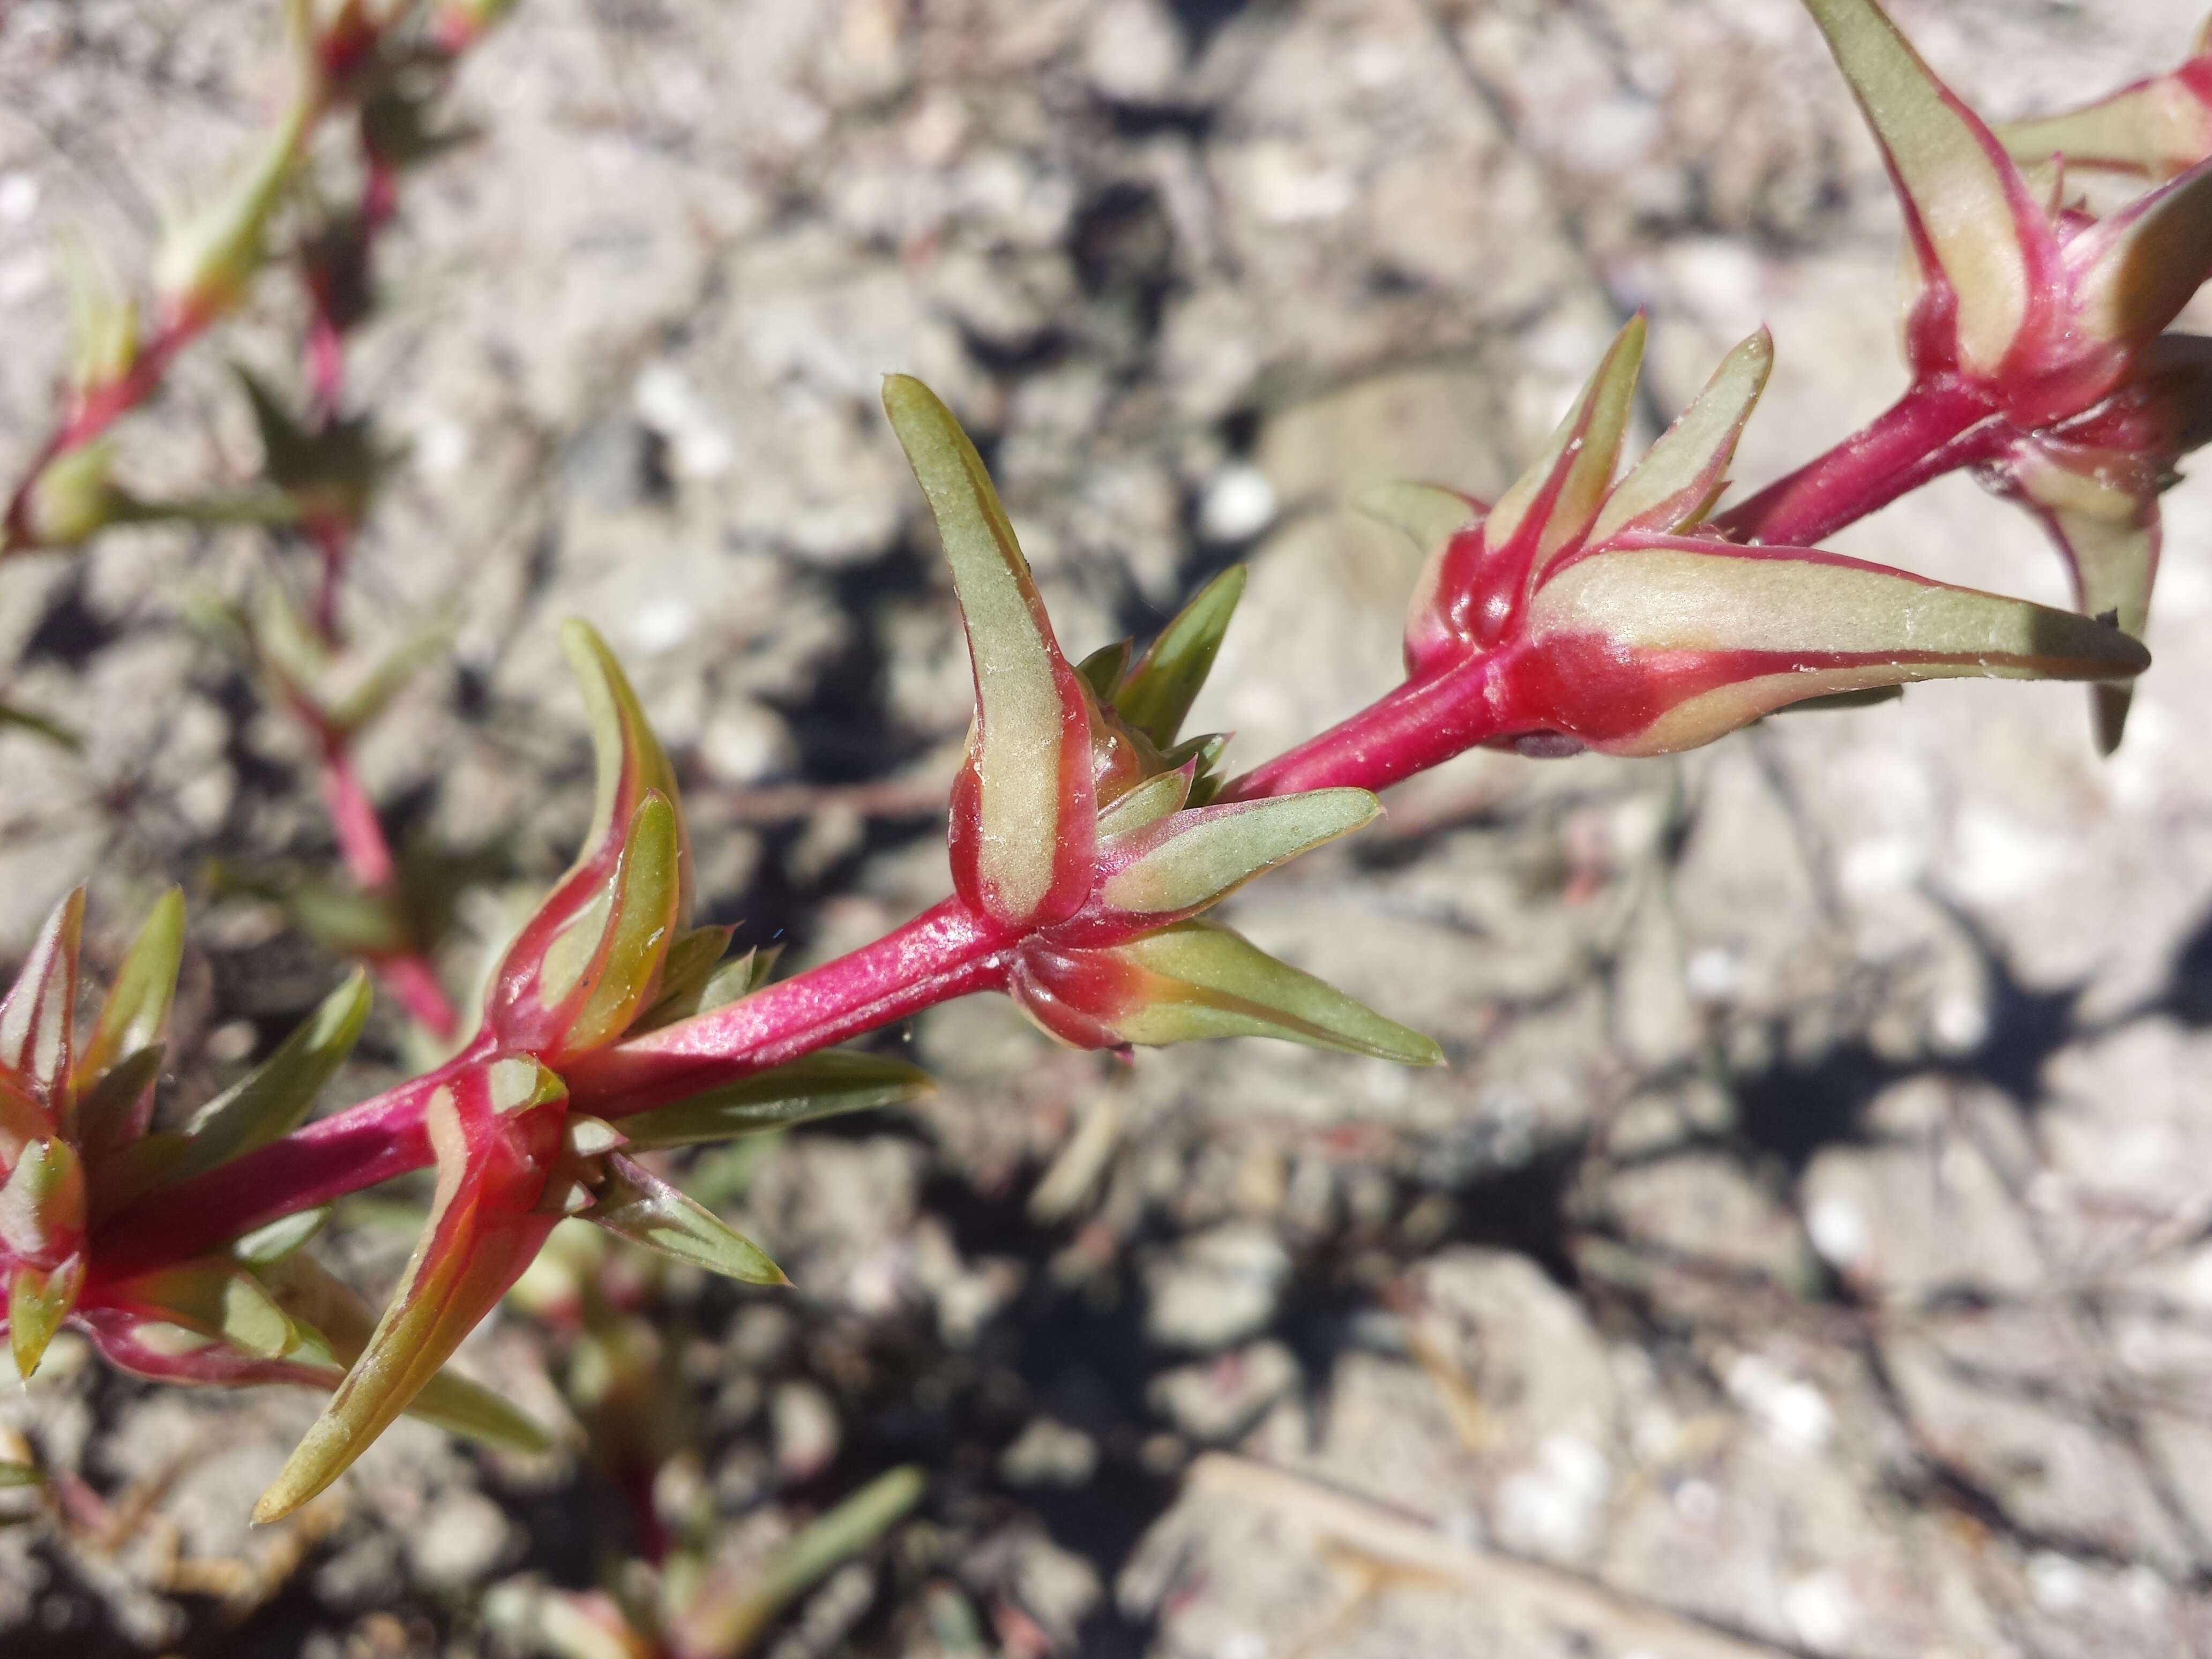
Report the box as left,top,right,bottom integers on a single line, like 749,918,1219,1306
1592,330,1773,542
169,970,371,1186
584,1153,785,1284
1487,315,1646,568
1799,0,2036,375
882,374,1094,928
1100,790,1378,917
616,1052,932,1152
1115,567,1248,750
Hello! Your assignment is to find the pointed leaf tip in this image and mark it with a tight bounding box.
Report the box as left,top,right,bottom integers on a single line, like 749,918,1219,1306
1013,921,1443,1065
256,1065,563,1521
2077,159,2212,349
0,888,84,1124
1489,315,1648,564
882,376,1095,928
76,887,185,1151
585,1153,787,1284
559,620,690,920
10,1255,85,1379
1799,0,2037,374
1593,329,1774,542
1115,566,1249,750
171,969,371,1186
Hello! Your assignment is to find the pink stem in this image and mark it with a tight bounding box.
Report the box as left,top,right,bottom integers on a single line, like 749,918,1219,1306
90,348,2026,1278
379,954,462,1041
100,902,1007,1268
306,318,347,423
319,731,396,890
1219,656,1510,802
94,1064,462,1281
565,898,1012,1114
318,730,462,1040
1713,376,1996,548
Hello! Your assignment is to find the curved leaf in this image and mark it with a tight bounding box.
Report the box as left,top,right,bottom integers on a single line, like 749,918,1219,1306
1115,566,1248,750
584,1153,785,1284
1100,790,1378,918
255,1060,566,1520
74,887,184,1150
170,970,371,1187
883,375,1096,929
1799,0,2042,375
1013,921,1442,1065
616,1051,932,1152
1593,330,1773,542
1487,315,1646,567
0,888,84,1133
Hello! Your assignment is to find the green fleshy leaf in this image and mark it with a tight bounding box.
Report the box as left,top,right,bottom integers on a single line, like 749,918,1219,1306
109,1258,298,1359
73,1047,166,1159
631,924,739,1032
0,1138,84,1262
1076,639,1132,701
584,1152,786,1284
1487,315,1646,567
616,1051,933,1152
168,971,371,1186
206,862,414,958
1096,767,1193,843
324,612,457,736
559,621,691,923
881,374,1093,928
8,1255,83,1379
256,1064,567,1521
1591,330,1773,542
1162,732,1232,808
153,100,309,322
1110,920,1443,1065
1524,541,2154,755
1799,0,2037,375
555,793,683,1057
481,1581,647,1659
0,1461,40,1489
1101,789,1379,917
667,1467,926,1659
62,231,137,397
1114,566,1247,750
1996,71,2212,182
0,888,84,1126
2074,160,2212,350
74,887,183,1101
1358,483,1485,564
252,1251,554,1455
